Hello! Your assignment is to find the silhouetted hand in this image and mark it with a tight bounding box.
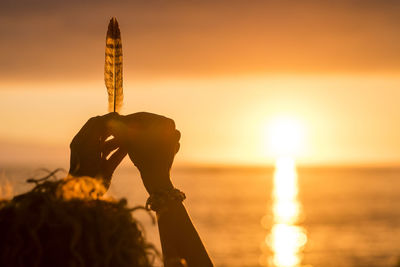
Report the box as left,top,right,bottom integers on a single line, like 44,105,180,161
69,113,127,188
120,112,181,194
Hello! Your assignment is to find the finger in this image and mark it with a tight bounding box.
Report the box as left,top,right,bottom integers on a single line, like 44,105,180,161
105,115,129,141
72,115,117,147
80,116,104,135
155,117,176,135
96,113,121,139
175,142,180,154
70,116,101,147
88,113,121,138
175,130,181,142
124,112,175,130
103,112,119,118
164,117,176,130
154,119,176,139
102,138,120,156
106,148,127,172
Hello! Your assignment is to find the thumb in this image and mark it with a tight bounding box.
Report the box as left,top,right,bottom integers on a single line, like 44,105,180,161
106,148,127,173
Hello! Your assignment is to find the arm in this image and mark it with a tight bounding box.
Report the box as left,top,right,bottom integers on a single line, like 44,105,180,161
143,171,213,267
122,112,213,267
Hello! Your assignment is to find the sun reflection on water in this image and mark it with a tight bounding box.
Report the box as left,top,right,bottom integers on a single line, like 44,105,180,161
262,157,307,267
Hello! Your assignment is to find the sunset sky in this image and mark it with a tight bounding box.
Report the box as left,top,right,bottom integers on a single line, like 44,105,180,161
1,0,400,166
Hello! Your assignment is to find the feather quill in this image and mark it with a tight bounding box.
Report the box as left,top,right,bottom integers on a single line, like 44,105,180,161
104,17,123,113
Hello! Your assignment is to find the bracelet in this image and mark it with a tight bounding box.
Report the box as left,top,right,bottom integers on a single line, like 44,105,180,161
145,188,186,213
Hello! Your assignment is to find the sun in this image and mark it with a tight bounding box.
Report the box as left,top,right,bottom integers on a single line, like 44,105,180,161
266,116,305,157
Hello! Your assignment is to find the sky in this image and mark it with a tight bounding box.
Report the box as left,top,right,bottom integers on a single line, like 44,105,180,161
1,0,400,167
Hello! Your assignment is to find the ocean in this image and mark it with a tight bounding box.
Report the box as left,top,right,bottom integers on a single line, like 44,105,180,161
1,165,400,267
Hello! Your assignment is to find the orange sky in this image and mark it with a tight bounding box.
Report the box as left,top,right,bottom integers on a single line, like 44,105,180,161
1,1,400,166
2,0,400,81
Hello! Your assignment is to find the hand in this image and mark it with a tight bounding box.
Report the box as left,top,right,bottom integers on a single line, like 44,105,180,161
120,112,181,194
69,113,127,188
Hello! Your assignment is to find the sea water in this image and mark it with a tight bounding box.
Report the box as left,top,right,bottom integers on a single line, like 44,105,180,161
1,165,400,267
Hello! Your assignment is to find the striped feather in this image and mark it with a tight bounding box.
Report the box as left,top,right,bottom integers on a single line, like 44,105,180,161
104,17,123,113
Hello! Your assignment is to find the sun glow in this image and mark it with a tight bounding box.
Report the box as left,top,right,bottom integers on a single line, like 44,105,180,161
261,116,308,267
267,117,305,157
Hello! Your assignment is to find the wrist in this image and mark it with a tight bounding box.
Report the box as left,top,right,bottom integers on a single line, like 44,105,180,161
140,169,174,194
145,188,186,214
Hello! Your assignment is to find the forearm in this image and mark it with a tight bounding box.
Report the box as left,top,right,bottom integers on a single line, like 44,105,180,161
157,202,213,267
141,170,212,267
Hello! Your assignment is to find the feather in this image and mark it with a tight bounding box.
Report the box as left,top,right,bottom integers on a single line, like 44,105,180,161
104,17,123,113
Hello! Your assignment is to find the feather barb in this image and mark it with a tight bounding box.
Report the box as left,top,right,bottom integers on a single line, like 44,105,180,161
104,17,123,113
